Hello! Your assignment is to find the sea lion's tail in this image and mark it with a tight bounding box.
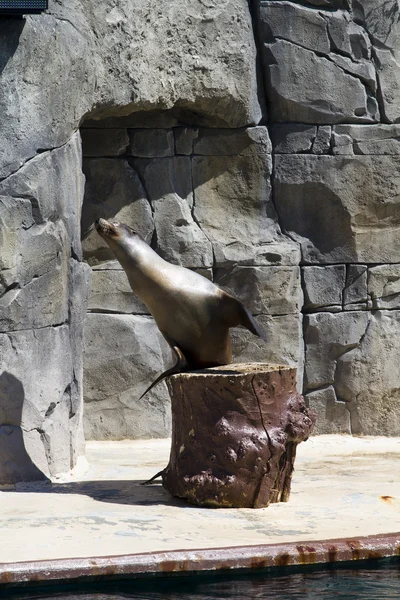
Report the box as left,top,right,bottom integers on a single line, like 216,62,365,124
238,303,266,341
222,293,266,341
138,364,185,400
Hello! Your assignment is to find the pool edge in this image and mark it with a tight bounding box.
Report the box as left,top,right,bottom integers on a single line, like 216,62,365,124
1,532,399,586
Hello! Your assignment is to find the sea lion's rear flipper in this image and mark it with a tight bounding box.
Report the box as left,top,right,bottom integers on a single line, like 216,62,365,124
222,293,266,341
137,338,188,400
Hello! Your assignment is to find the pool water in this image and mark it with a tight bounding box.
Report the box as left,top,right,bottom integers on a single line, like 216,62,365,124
4,558,400,600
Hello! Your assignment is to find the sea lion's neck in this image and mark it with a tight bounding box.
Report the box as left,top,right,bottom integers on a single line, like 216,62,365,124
116,238,168,295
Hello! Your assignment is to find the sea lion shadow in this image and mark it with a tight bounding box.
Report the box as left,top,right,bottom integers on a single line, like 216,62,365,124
15,478,193,509
0,372,49,484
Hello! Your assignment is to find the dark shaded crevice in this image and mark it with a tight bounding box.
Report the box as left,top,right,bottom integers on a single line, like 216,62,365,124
190,156,215,273
247,0,268,125
0,281,20,299
0,321,68,336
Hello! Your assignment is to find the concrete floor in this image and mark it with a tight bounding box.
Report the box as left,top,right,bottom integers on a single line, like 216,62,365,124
0,435,399,565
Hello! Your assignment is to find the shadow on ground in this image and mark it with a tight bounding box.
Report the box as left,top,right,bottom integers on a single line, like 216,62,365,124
12,479,190,508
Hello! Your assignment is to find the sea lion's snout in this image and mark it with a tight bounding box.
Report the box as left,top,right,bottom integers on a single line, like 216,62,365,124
95,218,119,238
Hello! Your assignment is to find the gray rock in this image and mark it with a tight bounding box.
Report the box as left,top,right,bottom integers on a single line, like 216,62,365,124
128,129,175,158
259,2,330,55
81,158,154,265
344,265,368,307
0,133,85,260
302,266,345,311
213,240,301,268
193,127,272,156
81,129,129,157
333,124,400,155
368,265,400,309
270,125,317,154
0,16,93,179
134,157,213,268
0,220,70,333
274,154,400,263
305,387,351,435
174,127,199,155
215,266,301,315
261,39,378,123
192,153,278,248
0,0,264,180
312,127,332,155
327,12,371,60
353,0,400,123
0,325,81,482
88,268,148,314
304,311,370,392
231,313,304,389
83,314,172,440
68,259,91,466
335,311,400,435
83,111,181,130
328,53,376,93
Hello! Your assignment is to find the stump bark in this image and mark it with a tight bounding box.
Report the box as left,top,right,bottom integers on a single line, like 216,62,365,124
162,363,316,508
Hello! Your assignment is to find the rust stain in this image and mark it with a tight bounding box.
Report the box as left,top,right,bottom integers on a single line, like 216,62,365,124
0,571,11,584
160,560,179,572
296,545,317,564
274,553,290,567
381,495,395,505
328,546,338,563
367,551,383,560
250,558,268,569
347,540,362,560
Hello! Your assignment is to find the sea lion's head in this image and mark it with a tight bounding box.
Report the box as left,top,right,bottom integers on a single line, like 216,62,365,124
95,218,146,264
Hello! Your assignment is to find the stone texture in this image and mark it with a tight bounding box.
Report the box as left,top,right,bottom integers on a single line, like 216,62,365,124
303,309,400,435
353,0,400,123
270,125,317,154
0,133,88,483
368,265,400,309
174,127,199,155
344,265,368,308
0,1,263,181
215,266,301,315
302,266,345,311
257,1,379,125
128,129,174,158
0,326,79,482
334,311,400,436
0,133,85,259
83,314,172,441
88,268,148,314
274,154,400,264
81,158,154,265
232,314,303,377
212,239,301,268
193,127,272,156
80,129,129,157
333,125,400,155
134,157,212,268
305,387,351,435
192,153,277,248
304,311,370,392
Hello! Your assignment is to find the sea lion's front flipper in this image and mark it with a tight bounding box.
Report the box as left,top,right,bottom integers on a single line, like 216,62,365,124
137,337,188,400
222,293,266,341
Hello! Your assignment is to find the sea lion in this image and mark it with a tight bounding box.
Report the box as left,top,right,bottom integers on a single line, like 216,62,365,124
95,218,265,398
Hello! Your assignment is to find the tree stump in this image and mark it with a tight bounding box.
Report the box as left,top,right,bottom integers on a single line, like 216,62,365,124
162,363,316,508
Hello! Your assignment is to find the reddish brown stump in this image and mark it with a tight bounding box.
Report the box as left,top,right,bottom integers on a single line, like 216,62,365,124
162,363,316,508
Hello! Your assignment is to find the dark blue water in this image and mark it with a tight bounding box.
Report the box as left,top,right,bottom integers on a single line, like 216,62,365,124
4,559,400,600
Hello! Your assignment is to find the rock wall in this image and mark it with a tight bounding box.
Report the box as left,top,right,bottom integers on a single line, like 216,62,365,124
80,123,302,439
0,0,399,482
